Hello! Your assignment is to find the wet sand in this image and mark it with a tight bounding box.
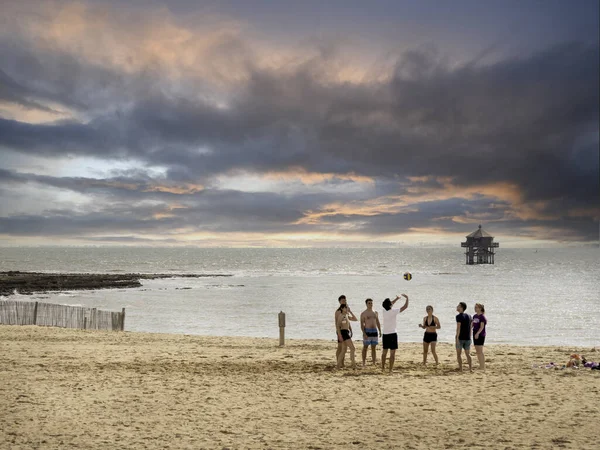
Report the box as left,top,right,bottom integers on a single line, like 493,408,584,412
1,325,598,449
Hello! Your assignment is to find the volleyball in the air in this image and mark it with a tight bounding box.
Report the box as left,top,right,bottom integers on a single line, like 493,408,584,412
403,272,412,281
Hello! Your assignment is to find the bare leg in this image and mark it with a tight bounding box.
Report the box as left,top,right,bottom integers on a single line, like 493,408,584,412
336,341,343,366
466,349,473,372
337,342,348,368
381,349,388,372
422,342,429,364
362,345,368,366
348,340,356,368
431,341,439,364
371,345,377,364
456,347,463,371
475,345,485,370
389,349,396,373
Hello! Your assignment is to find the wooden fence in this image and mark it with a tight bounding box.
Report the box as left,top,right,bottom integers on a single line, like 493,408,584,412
0,300,125,331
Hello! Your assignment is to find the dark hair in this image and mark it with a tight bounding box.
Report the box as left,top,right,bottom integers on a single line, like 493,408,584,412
459,302,467,312
382,298,392,311
365,298,373,305
338,295,346,302
338,304,348,312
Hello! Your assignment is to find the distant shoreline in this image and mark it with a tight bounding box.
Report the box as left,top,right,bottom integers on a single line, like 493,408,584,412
0,271,232,297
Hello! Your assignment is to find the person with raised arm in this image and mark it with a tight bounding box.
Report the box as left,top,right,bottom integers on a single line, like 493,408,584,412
381,294,409,373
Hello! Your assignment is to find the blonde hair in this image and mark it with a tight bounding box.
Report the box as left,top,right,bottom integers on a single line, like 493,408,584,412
475,303,485,313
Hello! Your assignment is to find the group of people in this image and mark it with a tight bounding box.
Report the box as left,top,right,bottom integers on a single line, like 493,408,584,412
335,295,487,373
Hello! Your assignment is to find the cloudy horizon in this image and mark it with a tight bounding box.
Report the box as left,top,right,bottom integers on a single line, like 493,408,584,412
1,0,598,247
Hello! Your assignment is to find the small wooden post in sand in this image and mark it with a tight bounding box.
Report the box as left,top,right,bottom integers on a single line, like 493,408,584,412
278,311,286,346
121,308,126,331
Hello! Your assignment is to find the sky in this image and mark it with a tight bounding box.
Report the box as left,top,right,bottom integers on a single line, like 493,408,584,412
0,0,598,247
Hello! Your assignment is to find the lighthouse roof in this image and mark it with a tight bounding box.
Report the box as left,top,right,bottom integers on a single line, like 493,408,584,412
466,224,493,238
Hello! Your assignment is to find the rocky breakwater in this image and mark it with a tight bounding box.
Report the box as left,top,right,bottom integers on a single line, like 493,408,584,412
0,271,232,297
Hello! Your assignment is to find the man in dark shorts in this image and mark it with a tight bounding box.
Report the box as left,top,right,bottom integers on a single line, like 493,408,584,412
381,294,409,373
455,302,472,372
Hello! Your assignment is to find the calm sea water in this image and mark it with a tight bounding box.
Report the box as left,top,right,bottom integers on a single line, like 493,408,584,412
1,247,598,346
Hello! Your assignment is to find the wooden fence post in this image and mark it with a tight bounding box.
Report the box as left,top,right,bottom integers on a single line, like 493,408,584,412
278,311,285,346
33,301,38,325
121,308,126,331
84,316,87,330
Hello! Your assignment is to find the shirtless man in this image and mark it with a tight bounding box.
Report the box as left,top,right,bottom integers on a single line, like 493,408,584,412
335,295,356,366
360,298,382,366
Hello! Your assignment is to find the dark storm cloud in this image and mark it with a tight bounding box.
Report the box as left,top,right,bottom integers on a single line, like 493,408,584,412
0,167,369,214
1,162,596,242
0,190,313,236
0,211,178,236
314,196,599,243
82,236,182,243
0,167,337,235
0,69,58,112
0,1,598,243
0,118,125,157
314,197,508,232
0,33,132,113
2,41,597,195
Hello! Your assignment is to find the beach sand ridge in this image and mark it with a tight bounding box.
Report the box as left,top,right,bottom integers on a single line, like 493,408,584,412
1,326,598,449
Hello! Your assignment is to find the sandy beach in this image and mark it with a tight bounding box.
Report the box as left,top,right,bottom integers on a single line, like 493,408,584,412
1,326,598,449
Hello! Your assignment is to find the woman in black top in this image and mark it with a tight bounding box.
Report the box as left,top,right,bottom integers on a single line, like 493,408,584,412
418,305,440,365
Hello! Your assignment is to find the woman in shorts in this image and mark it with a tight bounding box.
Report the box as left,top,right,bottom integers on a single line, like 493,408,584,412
418,305,440,365
336,304,357,369
472,303,487,370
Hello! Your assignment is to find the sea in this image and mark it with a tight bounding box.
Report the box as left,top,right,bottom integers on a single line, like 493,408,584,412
1,247,598,347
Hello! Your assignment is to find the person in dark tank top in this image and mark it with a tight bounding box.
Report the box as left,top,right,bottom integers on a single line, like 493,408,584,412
418,305,440,365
